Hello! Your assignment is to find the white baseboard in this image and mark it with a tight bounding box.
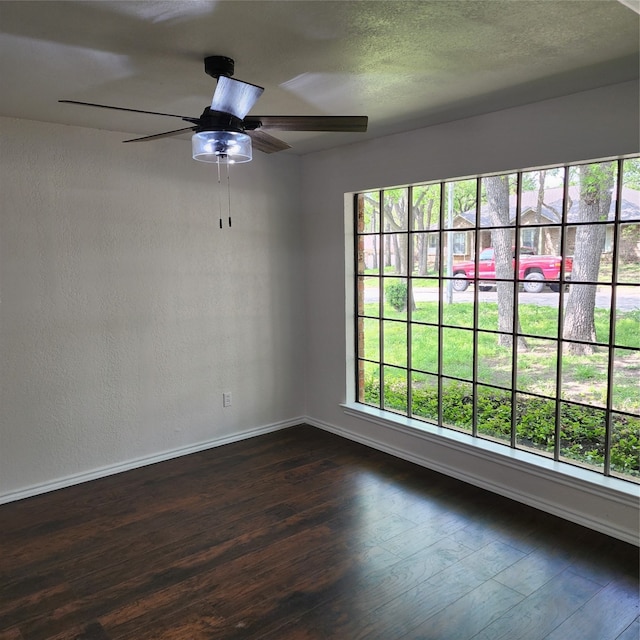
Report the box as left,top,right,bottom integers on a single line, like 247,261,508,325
0,417,303,505
4,413,638,546
304,411,640,546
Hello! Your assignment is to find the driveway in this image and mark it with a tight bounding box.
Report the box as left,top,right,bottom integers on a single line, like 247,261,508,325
364,286,639,311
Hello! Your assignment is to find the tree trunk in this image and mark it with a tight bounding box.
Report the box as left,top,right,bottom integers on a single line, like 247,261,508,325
411,189,435,276
563,164,614,355
485,176,528,350
370,214,378,269
418,200,434,275
392,233,404,274
384,224,392,268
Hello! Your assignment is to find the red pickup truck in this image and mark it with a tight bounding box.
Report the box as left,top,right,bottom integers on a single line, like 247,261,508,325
452,247,572,293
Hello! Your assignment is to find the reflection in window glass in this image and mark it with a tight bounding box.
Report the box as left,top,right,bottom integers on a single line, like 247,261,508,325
355,155,640,483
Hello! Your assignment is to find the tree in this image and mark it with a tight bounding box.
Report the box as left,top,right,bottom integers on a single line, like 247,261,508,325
484,175,528,350
623,157,640,190
382,189,409,274
563,163,615,355
529,168,563,255
449,180,476,216
412,185,439,275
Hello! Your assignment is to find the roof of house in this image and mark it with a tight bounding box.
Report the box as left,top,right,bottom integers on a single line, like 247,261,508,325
454,186,640,227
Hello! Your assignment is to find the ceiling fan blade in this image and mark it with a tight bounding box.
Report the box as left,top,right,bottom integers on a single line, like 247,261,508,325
246,115,368,132
59,100,199,123
123,127,197,143
247,130,292,154
211,76,264,120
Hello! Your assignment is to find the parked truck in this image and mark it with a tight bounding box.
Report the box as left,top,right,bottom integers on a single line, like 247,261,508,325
452,247,572,293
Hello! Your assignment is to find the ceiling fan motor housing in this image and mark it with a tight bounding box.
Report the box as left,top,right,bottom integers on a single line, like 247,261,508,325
197,108,251,133
204,56,235,79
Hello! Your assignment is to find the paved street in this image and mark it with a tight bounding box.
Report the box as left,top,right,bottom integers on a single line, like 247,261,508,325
364,286,640,311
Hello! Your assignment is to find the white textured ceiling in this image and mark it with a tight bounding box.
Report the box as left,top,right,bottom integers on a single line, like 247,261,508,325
0,0,638,155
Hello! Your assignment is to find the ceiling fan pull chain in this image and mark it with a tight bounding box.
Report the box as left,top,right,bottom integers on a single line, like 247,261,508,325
226,162,232,228
216,159,223,229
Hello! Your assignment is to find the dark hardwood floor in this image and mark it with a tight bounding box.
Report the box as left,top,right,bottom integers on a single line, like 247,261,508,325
1,425,638,640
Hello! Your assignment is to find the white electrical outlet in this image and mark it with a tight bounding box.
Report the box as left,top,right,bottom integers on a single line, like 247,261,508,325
223,392,232,407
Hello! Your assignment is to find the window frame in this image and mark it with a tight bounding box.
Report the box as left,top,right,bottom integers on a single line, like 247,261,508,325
353,156,640,484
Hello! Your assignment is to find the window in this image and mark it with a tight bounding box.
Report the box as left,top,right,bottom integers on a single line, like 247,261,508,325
355,157,640,483
452,231,468,255
521,227,538,252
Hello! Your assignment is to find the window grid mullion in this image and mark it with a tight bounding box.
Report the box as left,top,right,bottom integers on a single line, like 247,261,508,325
472,178,482,437
354,194,361,403
553,166,570,462
510,173,522,449
406,186,413,418
378,190,385,411
604,159,624,476
437,182,446,428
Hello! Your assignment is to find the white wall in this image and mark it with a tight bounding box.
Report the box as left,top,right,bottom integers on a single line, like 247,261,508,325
0,117,306,500
301,81,640,544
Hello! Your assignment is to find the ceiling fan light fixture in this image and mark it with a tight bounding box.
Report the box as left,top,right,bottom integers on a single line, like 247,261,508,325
192,130,252,164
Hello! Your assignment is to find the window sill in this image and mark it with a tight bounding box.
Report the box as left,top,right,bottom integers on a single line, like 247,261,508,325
340,402,639,503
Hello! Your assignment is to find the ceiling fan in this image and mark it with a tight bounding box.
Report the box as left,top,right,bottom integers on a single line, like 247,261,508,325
60,56,368,163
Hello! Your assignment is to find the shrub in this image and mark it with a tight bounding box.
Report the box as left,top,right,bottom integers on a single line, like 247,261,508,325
361,377,639,478
385,281,408,311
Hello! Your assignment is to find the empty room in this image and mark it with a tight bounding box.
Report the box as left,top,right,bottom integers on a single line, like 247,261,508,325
1,1,639,639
